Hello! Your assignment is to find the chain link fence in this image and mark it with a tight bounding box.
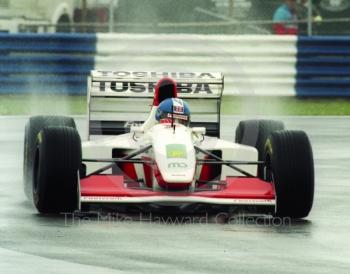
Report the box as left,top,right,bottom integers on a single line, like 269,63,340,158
17,0,350,35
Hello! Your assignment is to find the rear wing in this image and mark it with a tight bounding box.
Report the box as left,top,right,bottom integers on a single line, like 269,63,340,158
87,71,224,139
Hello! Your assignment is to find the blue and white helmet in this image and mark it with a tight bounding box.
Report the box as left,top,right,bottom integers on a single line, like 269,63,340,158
155,98,190,126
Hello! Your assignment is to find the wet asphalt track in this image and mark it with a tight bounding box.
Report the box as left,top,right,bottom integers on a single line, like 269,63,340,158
0,115,349,274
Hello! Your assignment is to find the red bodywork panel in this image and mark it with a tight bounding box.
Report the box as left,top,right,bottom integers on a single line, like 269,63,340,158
80,175,275,200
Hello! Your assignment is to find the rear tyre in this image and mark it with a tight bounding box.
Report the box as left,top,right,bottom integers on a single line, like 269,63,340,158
33,126,81,213
235,120,284,178
264,130,314,218
23,116,76,200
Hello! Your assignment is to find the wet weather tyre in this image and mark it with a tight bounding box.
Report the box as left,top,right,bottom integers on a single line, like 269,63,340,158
23,116,76,200
33,126,81,213
264,130,314,218
235,120,284,178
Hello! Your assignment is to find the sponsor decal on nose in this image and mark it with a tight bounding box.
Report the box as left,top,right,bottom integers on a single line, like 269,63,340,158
166,144,187,158
168,162,188,168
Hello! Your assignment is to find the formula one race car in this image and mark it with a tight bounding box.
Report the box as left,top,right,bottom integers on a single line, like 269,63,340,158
23,71,314,218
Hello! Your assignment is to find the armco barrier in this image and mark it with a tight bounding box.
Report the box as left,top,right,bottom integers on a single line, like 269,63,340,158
0,33,348,96
297,36,350,96
0,33,96,94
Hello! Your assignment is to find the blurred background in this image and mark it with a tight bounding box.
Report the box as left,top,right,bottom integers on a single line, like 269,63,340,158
0,0,349,115
0,0,349,35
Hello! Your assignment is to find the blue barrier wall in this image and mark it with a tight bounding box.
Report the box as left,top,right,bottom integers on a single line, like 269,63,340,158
0,33,96,94
297,36,350,97
0,33,349,96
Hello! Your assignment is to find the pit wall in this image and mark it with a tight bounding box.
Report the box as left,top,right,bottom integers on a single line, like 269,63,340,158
0,33,349,96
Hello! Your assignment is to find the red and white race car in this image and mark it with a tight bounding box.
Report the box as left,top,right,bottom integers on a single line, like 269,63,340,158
23,71,314,218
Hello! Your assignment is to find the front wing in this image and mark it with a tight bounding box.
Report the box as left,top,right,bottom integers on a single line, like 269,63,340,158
79,175,276,208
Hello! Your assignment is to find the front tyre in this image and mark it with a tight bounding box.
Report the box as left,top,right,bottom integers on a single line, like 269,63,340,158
264,130,314,218
23,116,76,200
33,126,81,213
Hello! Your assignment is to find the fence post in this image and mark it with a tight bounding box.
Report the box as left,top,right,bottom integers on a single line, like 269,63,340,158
307,0,313,36
109,0,114,33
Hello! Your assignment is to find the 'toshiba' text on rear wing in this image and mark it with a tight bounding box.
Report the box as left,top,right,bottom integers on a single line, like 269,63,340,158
87,71,224,139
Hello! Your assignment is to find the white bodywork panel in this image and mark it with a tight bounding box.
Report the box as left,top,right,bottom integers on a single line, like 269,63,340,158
197,136,258,178
148,124,196,183
82,126,258,179
83,133,140,175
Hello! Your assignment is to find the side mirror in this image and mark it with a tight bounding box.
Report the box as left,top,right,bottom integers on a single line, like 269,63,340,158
130,126,144,134
192,127,206,135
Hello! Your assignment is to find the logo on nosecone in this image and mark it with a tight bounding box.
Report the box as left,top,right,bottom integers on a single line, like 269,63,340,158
168,162,188,168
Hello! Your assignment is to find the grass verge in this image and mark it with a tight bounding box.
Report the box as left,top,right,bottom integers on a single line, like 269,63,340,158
0,94,349,116
221,96,350,116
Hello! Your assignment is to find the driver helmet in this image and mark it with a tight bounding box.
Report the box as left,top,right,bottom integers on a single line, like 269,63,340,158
155,98,190,126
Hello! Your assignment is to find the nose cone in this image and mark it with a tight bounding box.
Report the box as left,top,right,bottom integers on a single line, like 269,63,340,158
153,77,178,106
150,124,196,186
